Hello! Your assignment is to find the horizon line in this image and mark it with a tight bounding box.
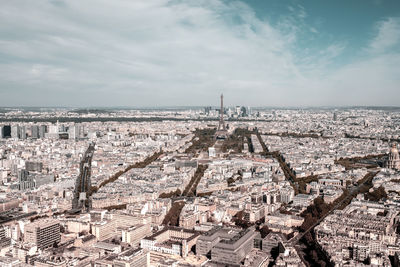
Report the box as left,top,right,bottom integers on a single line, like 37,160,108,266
1,105,400,110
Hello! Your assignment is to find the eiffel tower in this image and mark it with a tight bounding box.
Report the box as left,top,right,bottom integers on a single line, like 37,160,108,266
215,94,227,139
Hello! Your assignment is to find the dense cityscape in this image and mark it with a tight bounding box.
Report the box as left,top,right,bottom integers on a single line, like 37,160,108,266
2,0,400,265
0,97,399,266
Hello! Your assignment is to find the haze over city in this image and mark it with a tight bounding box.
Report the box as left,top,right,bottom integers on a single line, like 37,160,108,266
1,0,400,107
1,1,400,267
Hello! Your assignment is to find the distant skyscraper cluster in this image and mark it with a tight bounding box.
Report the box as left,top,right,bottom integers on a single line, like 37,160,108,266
203,103,250,118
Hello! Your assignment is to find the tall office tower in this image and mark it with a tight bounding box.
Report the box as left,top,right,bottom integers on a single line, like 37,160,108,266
11,125,20,139
0,125,3,139
31,125,40,139
2,125,11,138
204,106,212,115
78,125,85,138
59,124,66,133
19,125,26,139
235,106,241,116
39,125,47,138
68,125,79,140
48,124,58,134
24,219,60,249
47,124,60,139
240,106,247,117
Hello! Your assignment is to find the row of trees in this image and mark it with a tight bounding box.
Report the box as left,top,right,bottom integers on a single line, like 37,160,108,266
299,197,340,267
221,128,253,153
344,133,400,143
298,171,379,266
256,131,299,194
365,186,387,202
89,151,163,196
269,151,298,194
263,131,324,139
182,165,208,197
256,131,268,153
297,175,319,194
232,210,253,228
335,153,385,170
159,189,181,199
160,165,209,199
197,191,213,197
185,128,216,154
162,201,185,226
300,172,379,233
103,203,127,211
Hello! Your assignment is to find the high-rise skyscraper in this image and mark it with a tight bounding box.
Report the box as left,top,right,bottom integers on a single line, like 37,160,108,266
2,125,11,138
68,125,80,140
11,125,19,139
20,125,26,139
39,125,47,138
31,125,40,139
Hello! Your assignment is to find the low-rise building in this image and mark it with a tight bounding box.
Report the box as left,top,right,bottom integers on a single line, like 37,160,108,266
140,226,199,257
121,224,151,247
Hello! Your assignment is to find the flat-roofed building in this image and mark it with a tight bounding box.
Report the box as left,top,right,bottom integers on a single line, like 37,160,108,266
33,256,67,267
91,220,116,241
210,227,257,265
140,226,199,257
121,224,151,247
24,219,60,249
113,248,150,267
0,256,22,267
319,178,342,187
196,226,241,257
93,241,121,254
111,213,143,228
280,187,294,204
243,203,265,223
292,194,316,207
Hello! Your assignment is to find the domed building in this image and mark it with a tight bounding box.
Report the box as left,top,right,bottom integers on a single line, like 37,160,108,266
386,143,400,170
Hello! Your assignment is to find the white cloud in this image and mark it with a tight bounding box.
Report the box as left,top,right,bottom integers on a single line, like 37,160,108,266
0,0,398,107
367,17,400,54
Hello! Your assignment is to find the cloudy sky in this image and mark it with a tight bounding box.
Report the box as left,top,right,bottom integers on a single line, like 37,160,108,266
1,0,400,107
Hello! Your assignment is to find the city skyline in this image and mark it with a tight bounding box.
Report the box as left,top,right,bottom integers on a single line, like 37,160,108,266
1,1,400,263
1,107,399,266
1,0,400,107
